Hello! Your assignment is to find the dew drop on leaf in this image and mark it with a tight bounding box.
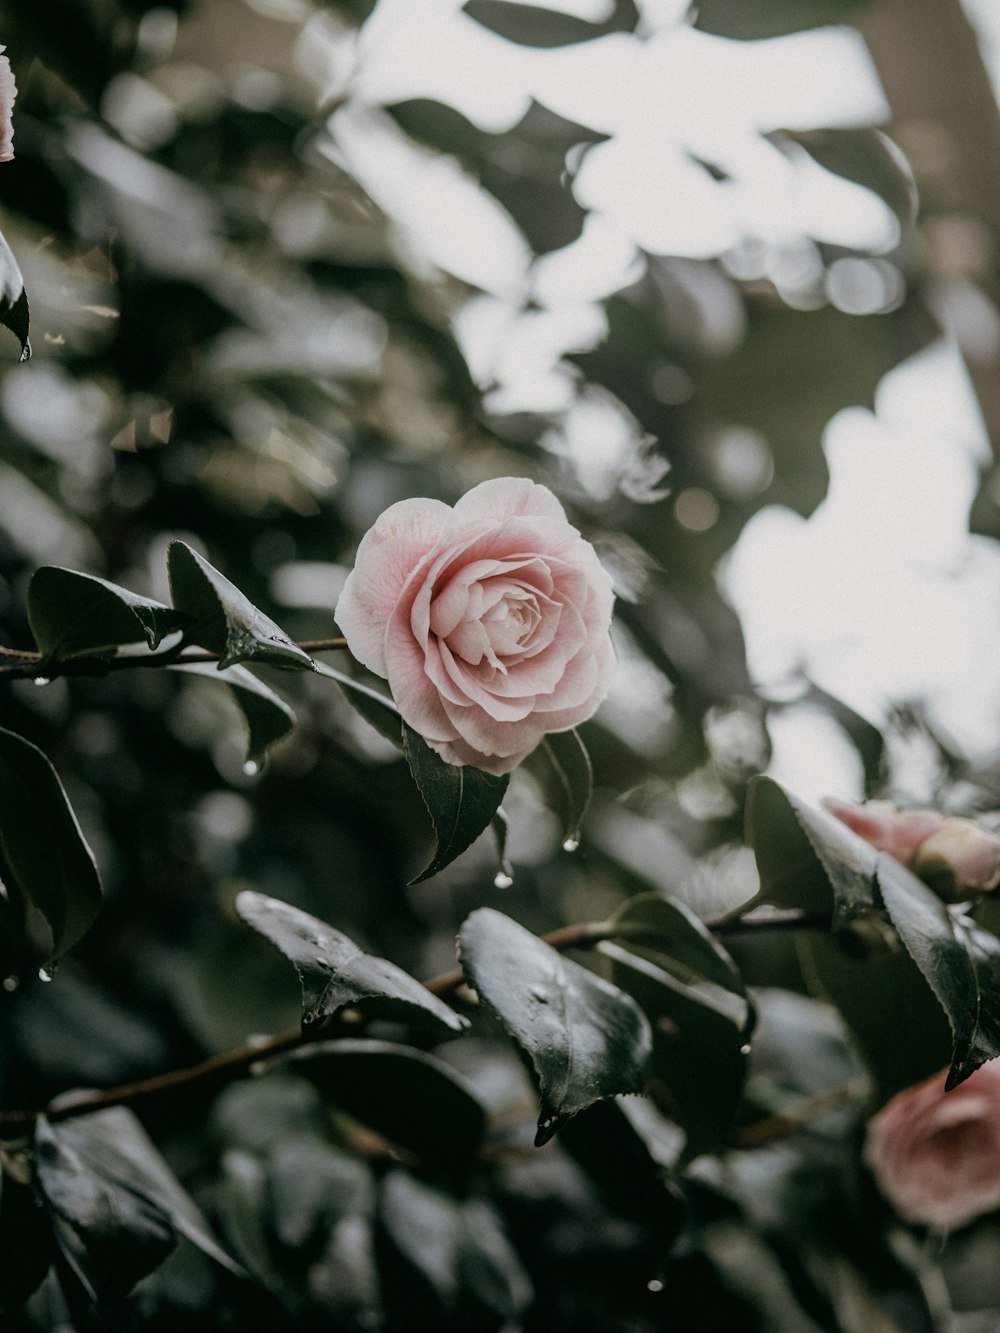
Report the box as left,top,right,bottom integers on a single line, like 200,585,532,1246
740,1043,751,1056
242,760,260,777
647,1279,664,1293
3,975,18,992
562,837,579,853
32,677,50,687
493,871,514,889
37,966,55,983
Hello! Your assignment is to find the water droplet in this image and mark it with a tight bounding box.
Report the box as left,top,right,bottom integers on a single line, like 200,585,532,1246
493,871,513,889
3,975,18,992
242,760,260,777
740,1043,751,1056
37,966,55,983
562,837,580,853
33,676,50,688
647,1279,664,1293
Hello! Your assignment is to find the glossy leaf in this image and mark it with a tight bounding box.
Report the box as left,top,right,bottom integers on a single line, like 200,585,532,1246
235,890,466,1036
0,726,102,963
286,1039,488,1174
38,1107,244,1277
173,662,295,766
458,907,652,1144
877,854,1000,1088
167,540,314,672
402,725,509,884
541,728,593,849
744,775,878,926
611,892,748,1002
0,226,30,361
314,660,403,746
29,566,188,663
600,941,747,1161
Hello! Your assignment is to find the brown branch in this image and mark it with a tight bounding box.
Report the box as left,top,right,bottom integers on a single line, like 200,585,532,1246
732,1079,869,1149
0,907,822,1137
0,638,349,681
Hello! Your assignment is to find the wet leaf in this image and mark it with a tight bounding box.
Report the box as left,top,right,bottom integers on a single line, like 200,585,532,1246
173,662,295,767
235,890,466,1036
611,892,748,1002
167,541,314,672
458,908,652,1144
541,728,592,849
403,725,509,884
29,567,187,664
314,660,403,746
0,226,30,361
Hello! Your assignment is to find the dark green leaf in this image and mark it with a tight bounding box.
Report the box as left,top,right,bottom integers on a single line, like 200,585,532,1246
695,0,864,39
314,660,403,746
464,0,639,47
380,1170,533,1320
167,540,314,672
34,1117,176,1297
541,729,593,849
877,855,1000,1088
173,662,295,766
235,890,466,1036
491,807,514,888
600,941,747,1160
458,907,652,1144
744,775,878,926
402,725,509,883
28,566,188,663
39,1107,243,1277
782,128,918,226
0,226,30,361
0,1162,53,1309
286,1039,488,1174
612,892,748,1002
0,726,103,963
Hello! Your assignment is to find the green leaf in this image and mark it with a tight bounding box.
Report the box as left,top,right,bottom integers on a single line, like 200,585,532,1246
286,1039,488,1174
695,0,865,39
234,890,467,1037
458,907,652,1145
491,807,514,888
782,128,918,227
38,1107,244,1277
173,662,295,767
464,0,638,47
0,226,30,361
600,941,747,1161
28,566,188,664
380,1170,533,1320
313,660,403,746
167,540,314,672
744,775,879,926
402,725,509,883
877,854,1000,1089
611,892,748,1004
541,729,593,850
0,727,103,964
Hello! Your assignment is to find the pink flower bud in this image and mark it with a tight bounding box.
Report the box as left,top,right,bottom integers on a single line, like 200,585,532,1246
822,798,945,865
0,48,15,164
865,1065,1000,1230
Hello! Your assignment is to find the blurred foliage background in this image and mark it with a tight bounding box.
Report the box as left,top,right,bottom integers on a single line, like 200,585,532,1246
5,0,1000,1328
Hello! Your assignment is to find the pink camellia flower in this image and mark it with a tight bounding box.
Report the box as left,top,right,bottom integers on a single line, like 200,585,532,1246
824,797,1000,901
336,477,615,774
0,47,15,163
864,1064,1000,1230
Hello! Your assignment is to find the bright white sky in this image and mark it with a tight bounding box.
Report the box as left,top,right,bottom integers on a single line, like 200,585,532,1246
306,0,1000,806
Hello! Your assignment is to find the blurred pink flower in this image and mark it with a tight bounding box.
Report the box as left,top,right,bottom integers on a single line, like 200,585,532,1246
336,477,615,774
824,797,1000,901
865,1065,1000,1230
0,47,15,163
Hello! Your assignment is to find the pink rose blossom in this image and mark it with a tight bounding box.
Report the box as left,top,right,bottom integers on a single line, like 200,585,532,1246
824,798,1000,901
336,477,615,774
0,47,15,163
864,1065,1000,1230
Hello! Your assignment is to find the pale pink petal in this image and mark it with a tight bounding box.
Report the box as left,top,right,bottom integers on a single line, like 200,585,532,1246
0,49,16,164
453,476,567,524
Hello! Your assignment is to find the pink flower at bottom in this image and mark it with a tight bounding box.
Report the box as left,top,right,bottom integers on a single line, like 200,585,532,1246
336,477,615,775
0,47,16,163
864,1065,1000,1230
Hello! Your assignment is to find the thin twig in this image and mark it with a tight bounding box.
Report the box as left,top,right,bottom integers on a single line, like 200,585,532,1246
0,638,349,681
732,1079,869,1149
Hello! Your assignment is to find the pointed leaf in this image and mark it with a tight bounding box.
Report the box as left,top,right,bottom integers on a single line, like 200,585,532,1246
0,227,30,361
314,660,403,746
744,775,878,926
235,890,467,1037
286,1039,487,1174
458,907,652,1144
173,662,295,766
491,807,514,887
167,540,314,672
600,941,747,1160
611,892,748,1002
0,727,102,962
541,728,592,849
877,854,1000,1088
28,566,188,663
403,725,509,883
